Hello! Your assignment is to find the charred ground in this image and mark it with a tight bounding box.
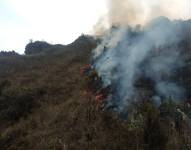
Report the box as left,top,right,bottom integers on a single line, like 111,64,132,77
0,30,191,150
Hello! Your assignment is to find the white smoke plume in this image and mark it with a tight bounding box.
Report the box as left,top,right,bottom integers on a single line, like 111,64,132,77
93,17,191,111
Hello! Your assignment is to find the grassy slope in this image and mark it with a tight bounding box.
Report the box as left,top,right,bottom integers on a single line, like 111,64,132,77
0,36,191,150
0,37,96,150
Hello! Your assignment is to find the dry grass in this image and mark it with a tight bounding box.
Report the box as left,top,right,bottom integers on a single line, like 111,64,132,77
0,37,191,150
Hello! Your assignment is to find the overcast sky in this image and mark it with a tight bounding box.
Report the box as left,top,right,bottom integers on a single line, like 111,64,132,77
0,0,107,53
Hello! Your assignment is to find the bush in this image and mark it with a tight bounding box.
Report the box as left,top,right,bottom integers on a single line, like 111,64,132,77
0,80,10,95
0,86,45,121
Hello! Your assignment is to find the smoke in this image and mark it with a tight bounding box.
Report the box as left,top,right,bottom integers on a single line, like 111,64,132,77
92,17,191,112
107,0,191,26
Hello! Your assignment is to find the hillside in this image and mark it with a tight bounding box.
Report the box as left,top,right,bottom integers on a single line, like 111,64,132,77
0,33,191,150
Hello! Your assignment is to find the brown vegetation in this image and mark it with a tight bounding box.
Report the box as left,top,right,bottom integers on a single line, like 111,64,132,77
0,35,191,150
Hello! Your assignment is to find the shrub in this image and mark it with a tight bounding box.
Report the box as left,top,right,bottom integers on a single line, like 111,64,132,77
0,86,45,121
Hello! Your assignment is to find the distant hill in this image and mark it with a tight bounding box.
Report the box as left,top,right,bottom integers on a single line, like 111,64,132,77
0,51,19,57
25,41,54,55
24,35,97,55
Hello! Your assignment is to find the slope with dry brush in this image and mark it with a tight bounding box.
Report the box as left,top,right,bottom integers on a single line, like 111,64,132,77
0,34,190,150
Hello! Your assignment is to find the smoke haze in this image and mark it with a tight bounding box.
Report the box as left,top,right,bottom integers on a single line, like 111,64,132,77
106,0,191,26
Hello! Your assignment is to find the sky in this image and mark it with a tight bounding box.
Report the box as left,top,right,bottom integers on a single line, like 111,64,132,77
0,0,107,53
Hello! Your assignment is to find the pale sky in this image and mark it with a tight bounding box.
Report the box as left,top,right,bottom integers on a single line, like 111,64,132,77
0,0,107,53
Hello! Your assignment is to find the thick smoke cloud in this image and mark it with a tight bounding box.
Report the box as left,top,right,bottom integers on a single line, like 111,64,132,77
93,17,191,111
108,0,191,26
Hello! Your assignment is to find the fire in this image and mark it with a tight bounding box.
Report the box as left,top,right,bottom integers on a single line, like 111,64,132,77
81,64,109,105
95,93,107,103
80,64,91,76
